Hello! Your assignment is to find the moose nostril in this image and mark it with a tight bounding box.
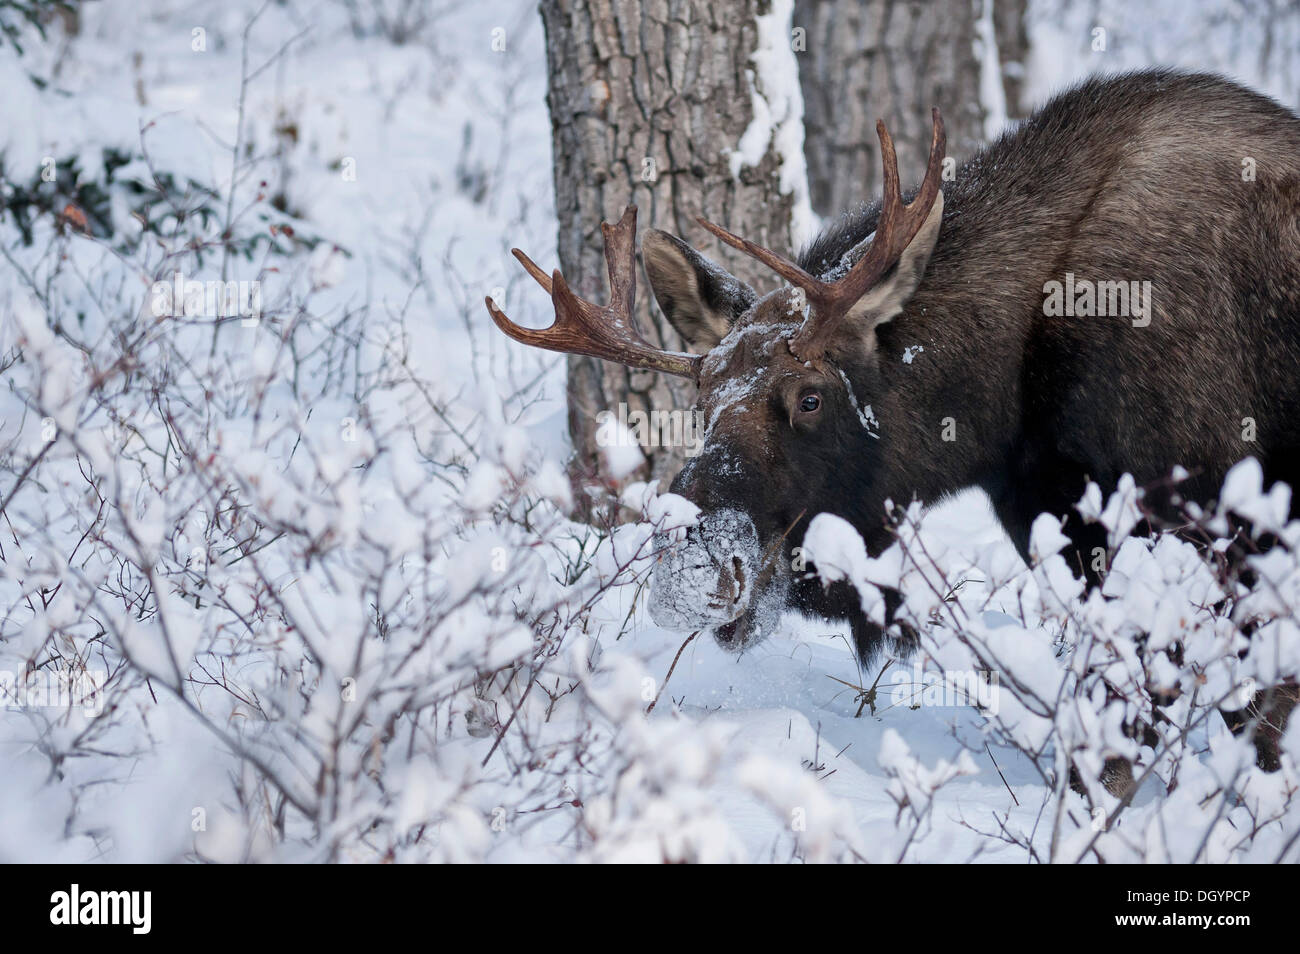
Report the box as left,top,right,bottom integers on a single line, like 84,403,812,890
732,557,745,603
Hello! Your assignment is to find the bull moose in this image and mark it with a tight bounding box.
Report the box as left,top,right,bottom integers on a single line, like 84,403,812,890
486,69,1300,773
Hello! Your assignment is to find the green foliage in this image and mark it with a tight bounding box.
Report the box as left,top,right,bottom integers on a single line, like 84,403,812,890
0,147,217,249
0,146,324,262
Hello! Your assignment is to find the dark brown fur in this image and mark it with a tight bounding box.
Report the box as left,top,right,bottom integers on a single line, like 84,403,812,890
648,70,1300,673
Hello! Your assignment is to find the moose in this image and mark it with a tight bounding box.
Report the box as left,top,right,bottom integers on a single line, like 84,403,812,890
486,69,1300,776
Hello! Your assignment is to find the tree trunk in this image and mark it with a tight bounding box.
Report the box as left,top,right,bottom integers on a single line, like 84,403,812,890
992,0,1030,120
539,0,804,509
792,0,987,218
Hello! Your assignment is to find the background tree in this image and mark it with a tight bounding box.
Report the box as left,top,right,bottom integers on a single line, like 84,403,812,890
791,0,1028,217
992,0,1031,121
539,0,807,504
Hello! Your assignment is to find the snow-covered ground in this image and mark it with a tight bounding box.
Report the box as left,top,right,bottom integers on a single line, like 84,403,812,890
1,0,1297,863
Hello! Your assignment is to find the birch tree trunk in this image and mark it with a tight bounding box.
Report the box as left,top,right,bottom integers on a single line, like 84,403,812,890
539,0,803,508
792,0,990,218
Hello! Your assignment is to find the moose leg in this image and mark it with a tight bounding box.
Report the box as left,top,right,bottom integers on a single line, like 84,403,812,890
1220,682,1300,771
1205,503,1299,771
1066,723,1163,799
792,575,916,667
986,446,1114,587
992,466,1147,798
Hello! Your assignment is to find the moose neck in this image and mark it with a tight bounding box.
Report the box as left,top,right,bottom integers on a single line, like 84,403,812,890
804,187,1039,552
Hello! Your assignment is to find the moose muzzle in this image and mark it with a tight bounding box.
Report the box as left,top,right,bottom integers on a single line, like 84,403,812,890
649,509,761,631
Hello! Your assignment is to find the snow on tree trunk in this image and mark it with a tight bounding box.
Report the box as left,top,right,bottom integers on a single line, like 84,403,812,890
539,0,808,509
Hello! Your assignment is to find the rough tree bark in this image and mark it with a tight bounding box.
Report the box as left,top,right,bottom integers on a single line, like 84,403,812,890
539,0,802,507
792,0,996,218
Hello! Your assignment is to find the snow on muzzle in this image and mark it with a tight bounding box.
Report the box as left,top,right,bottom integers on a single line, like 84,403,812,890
649,509,761,631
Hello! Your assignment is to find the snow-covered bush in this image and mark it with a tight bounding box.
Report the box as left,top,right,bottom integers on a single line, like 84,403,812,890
3,0,1297,865
0,1,883,863
802,460,1300,863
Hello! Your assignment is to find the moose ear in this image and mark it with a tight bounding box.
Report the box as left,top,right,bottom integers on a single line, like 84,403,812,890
643,230,756,352
844,191,945,335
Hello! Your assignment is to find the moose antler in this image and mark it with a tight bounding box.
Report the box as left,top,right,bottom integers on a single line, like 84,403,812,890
484,205,702,382
697,108,946,363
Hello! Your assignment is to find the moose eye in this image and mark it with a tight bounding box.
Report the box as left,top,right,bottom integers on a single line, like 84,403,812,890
798,392,821,414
